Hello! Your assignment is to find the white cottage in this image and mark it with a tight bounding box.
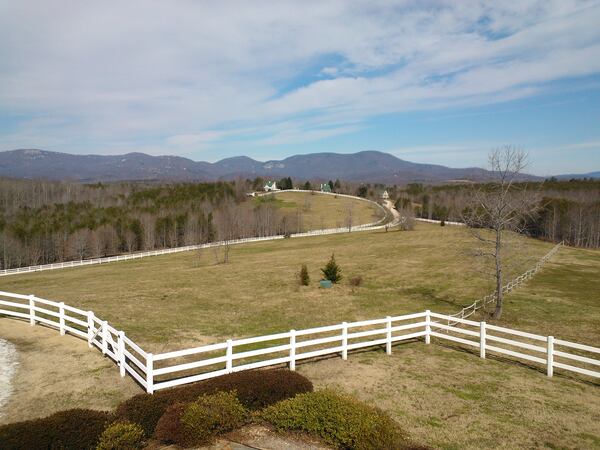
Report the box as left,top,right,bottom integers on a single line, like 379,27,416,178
381,190,389,199
264,180,278,191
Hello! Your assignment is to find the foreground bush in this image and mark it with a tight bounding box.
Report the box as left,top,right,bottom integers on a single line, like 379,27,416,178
96,421,145,450
155,391,247,446
115,369,312,435
0,409,112,450
259,389,410,450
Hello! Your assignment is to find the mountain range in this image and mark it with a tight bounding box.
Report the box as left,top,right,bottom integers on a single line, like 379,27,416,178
0,148,593,184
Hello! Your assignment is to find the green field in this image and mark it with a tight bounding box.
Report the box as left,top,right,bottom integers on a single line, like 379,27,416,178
1,223,599,448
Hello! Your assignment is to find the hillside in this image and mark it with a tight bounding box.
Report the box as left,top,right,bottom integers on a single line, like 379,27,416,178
1,224,599,450
0,149,532,183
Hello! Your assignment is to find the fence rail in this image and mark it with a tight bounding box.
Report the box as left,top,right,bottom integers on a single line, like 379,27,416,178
1,291,598,394
0,191,393,277
445,241,564,324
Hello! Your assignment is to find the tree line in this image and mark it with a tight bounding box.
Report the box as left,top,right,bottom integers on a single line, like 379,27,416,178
0,176,386,269
394,179,600,248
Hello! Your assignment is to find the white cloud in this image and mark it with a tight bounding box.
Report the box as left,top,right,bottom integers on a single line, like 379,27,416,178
0,0,600,154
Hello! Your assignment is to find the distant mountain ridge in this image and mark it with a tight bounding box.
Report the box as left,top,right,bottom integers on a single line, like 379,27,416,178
0,148,556,183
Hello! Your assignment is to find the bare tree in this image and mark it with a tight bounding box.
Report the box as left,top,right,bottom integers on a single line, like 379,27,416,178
345,204,354,231
462,146,540,319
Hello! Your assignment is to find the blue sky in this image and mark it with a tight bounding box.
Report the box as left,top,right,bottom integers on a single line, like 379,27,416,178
1,1,600,175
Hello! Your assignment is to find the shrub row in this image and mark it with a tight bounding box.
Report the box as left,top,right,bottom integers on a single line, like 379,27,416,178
259,389,413,450
154,391,247,446
0,409,112,450
0,369,311,450
115,368,313,436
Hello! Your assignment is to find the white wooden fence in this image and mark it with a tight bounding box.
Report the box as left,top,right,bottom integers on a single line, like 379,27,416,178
1,291,598,395
0,191,393,278
415,218,465,226
445,241,564,324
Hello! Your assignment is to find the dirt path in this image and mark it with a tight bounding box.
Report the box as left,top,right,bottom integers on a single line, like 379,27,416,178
0,319,140,425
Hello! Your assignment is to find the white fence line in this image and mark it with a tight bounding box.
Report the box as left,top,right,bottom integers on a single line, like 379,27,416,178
0,191,393,278
415,218,465,226
1,292,598,394
445,241,564,324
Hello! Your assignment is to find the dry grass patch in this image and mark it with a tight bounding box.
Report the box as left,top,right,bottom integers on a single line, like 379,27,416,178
298,342,600,450
262,190,384,231
0,224,553,351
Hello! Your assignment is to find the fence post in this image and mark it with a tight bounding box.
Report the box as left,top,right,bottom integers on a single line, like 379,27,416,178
102,321,108,355
146,353,154,394
386,316,392,355
118,331,126,377
547,336,554,377
289,330,296,371
29,295,36,326
342,322,348,360
87,311,94,348
58,302,65,336
425,310,431,344
480,322,486,359
226,339,233,373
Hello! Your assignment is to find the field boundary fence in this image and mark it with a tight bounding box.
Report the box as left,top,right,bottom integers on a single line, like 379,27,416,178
444,241,564,325
1,282,597,395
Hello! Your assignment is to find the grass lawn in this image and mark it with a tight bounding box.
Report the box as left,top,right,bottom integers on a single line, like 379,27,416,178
255,190,384,231
0,223,556,352
1,223,599,447
299,341,600,450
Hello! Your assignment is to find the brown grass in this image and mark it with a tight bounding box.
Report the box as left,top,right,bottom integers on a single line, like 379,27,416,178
0,224,552,351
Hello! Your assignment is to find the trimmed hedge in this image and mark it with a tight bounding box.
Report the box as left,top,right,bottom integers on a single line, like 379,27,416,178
259,389,411,450
96,421,145,450
0,409,112,450
155,391,247,446
115,369,312,436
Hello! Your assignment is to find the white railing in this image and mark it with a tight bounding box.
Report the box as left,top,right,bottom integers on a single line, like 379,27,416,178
445,241,564,324
415,218,465,226
1,291,598,394
0,191,393,277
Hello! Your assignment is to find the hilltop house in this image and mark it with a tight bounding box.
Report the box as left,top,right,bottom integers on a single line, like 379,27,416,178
320,183,332,193
381,190,389,200
264,181,278,191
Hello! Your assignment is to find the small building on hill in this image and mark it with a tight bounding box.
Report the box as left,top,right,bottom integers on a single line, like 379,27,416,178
264,181,278,191
320,183,332,193
381,190,389,200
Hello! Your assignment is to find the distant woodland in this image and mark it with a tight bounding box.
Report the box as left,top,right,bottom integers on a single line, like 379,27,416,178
394,179,600,249
0,178,296,269
1,176,598,270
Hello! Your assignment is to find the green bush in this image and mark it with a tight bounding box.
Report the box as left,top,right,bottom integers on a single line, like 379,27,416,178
321,253,342,283
155,392,247,446
115,369,312,436
259,389,410,450
299,264,310,286
96,422,145,450
182,391,248,445
0,409,112,450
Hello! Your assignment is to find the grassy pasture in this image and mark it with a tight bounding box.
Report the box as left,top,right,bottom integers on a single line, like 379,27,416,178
0,223,558,352
1,223,600,447
255,190,384,231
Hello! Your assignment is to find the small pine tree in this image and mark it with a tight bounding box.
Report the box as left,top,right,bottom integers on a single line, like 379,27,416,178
321,253,342,283
299,264,310,286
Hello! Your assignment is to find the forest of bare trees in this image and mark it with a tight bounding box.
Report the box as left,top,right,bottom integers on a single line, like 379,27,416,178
0,178,311,269
395,179,600,248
